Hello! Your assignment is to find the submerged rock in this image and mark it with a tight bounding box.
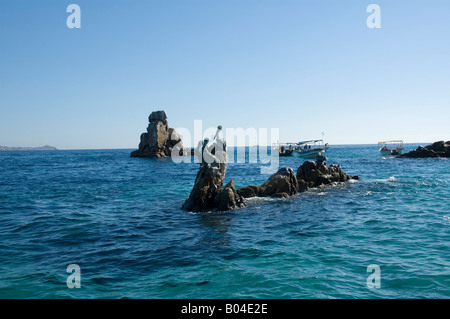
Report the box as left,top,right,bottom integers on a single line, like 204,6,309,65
182,138,247,212
130,110,184,158
399,140,450,158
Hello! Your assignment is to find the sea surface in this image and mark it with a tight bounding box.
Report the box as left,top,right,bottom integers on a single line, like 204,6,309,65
0,144,449,298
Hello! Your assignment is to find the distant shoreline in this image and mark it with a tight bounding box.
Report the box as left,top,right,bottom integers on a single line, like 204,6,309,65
16,143,431,151
0,142,434,152
0,145,57,151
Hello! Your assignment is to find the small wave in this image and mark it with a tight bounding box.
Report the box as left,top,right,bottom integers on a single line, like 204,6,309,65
187,210,215,215
373,176,397,182
247,196,280,202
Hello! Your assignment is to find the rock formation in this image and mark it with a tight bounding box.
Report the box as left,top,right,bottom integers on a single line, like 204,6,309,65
236,168,299,199
182,137,247,212
182,137,359,211
237,156,359,200
399,141,450,158
130,110,183,158
296,158,359,190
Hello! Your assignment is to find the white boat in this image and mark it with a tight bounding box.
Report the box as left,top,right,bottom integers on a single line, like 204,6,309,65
294,140,329,159
378,140,404,156
272,142,296,157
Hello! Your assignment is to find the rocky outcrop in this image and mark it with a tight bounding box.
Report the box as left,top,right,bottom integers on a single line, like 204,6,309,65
296,158,359,190
399,141,450,158
237,156,359,199
236,168,299,199
182,138,247,212
130,110,183,158
183,140,359,211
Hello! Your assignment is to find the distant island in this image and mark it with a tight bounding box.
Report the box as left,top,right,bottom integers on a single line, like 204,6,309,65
0,145,57,151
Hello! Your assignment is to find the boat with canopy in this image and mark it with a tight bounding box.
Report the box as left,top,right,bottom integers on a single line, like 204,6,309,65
378,140,404,156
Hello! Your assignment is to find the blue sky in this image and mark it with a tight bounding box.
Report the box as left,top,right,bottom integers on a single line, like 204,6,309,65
1,0,449,149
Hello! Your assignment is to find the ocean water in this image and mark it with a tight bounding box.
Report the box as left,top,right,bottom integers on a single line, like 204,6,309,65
0,145,449,299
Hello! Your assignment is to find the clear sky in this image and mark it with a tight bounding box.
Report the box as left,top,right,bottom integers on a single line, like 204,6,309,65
1,0,449,149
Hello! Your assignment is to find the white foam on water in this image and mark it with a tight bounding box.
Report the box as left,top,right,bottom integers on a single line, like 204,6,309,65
373,176,397,182
246,196,279,203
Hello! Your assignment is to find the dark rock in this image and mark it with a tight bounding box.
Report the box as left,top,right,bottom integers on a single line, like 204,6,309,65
297,160,359,189
237,158,359,198
317,162,327,174
399,140,450,158
297,179,308,192
260,167,298,197
316,154,328,164
131,110,185,158
429,141,446,152
238,167,298,198
184,140,359,210
296,160,316,180
149,110,167,122
215,180,247,211
316,175,332,185
237,160,358,200
182,138,247,212
236,185,261,198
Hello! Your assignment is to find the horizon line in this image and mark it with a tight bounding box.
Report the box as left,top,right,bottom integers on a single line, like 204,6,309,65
53,141,434,151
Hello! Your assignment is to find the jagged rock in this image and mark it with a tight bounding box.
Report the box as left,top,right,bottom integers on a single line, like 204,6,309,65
236,185,261,198
182,138,247,212
237,159,359,199
260,167,298,197
297,160,359,190
149,110,167,122
214,180,247,211
316,154,328,164
297,160,316,180
183,135,359,210
131,110,184,158
237,167,298,198
399,140,450,158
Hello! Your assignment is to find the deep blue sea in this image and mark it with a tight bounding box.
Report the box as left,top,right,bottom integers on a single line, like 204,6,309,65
0,144,449,298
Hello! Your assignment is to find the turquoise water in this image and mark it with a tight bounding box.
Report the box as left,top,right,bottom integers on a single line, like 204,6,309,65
0,145,449,298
